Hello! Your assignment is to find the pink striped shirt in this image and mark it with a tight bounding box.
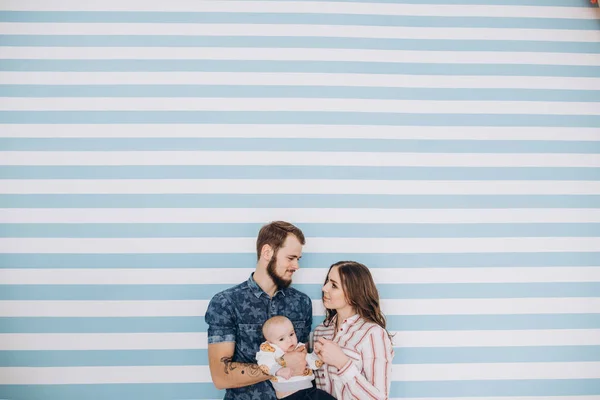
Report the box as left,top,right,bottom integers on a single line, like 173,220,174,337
312,314,394,400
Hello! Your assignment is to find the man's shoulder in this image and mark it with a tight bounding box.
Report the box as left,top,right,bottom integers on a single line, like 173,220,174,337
211,280,249,299
207,280,251,311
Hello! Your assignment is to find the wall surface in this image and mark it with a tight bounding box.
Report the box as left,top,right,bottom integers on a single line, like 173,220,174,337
0,0,599,399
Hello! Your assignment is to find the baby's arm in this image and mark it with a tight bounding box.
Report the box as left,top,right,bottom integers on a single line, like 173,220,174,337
306,350,324,370
256,342,285,377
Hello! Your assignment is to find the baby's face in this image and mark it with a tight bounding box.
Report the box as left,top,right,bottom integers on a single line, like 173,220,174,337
265,320,298,352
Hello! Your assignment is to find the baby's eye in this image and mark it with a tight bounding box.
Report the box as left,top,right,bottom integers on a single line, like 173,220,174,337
279,338,284,341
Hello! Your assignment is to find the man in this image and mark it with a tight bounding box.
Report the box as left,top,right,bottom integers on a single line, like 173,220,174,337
205,221,313,399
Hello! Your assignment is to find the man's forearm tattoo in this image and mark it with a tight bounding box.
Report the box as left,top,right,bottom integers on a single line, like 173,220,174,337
221,356,237,375
220,357,268,377
247,363,267,376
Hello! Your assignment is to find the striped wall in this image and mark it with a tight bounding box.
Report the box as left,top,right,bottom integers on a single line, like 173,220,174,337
1,0,600,399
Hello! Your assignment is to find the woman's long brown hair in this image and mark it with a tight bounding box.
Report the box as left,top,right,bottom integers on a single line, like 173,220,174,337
323,260,393,341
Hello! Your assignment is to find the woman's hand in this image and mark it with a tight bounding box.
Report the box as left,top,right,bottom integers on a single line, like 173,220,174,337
314,337,350,370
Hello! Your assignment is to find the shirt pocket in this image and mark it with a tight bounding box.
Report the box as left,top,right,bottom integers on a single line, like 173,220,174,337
237,323,264,355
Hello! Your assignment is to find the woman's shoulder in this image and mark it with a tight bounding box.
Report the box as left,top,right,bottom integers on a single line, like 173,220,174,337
356,318,392,341
313,321,334,335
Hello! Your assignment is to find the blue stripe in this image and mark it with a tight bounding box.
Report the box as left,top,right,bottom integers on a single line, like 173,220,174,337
2,314,600,333
3,346,600,367
2,138,600,152
3,166,600,180
4,85,600,102
0,12,596,30
1,380,600,400
2,283,600,300
1,194,599,209
1,112,599,127
2,222,600,238
3,36,600,54
1,252,598,269
396,345,600,364
0,384,225,400
0,350,215,367
1,60,598,77
386,314,600,331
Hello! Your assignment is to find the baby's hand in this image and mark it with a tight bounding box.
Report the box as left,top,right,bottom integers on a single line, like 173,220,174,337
276,367,293,380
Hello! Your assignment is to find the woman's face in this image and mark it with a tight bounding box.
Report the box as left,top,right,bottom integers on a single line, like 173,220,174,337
322,266,350,311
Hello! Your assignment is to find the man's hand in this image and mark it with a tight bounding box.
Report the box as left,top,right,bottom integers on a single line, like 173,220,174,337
282,351,307,376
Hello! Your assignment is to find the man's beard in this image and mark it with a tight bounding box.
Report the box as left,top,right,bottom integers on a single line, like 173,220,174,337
267,255,292,290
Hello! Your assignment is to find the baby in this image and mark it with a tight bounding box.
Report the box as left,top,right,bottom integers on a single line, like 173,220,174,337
256,316,324,399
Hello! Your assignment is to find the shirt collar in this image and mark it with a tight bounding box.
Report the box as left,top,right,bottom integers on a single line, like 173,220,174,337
337,313,360,327
247,273,286,299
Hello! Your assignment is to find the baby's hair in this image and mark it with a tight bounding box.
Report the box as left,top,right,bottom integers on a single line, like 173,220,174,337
262,315,292,338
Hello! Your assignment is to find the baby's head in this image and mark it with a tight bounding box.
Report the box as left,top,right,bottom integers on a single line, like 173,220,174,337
262,315,298,352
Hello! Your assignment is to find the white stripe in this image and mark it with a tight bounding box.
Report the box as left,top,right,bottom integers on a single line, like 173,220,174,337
3,329,600,350
1,1,594,19
2,152,599,168
2,362,600,385
382,298,600,316
4,98,598,115
1,298,598,317
2,125,598,141
2,23,598,43
391,362,600,381
3,72,599,90
3,208,600,224
1,237,599,254
2,267,600,285
3,47,598,66
1,180,599,194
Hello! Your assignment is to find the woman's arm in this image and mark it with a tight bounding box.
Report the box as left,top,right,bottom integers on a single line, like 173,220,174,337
334,328,393,400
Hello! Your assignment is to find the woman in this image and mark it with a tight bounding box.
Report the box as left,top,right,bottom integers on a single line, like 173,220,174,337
312,261,394,400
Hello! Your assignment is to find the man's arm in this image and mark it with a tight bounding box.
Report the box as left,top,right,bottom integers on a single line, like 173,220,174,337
207,342,271,390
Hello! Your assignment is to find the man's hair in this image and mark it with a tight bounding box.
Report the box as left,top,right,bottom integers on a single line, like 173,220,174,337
256,221,305,261
262,315,291,338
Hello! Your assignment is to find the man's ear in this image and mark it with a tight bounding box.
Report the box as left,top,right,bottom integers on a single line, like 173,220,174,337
261,244,273,261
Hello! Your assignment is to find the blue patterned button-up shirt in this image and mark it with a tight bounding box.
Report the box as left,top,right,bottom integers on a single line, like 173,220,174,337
205,274,313,400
